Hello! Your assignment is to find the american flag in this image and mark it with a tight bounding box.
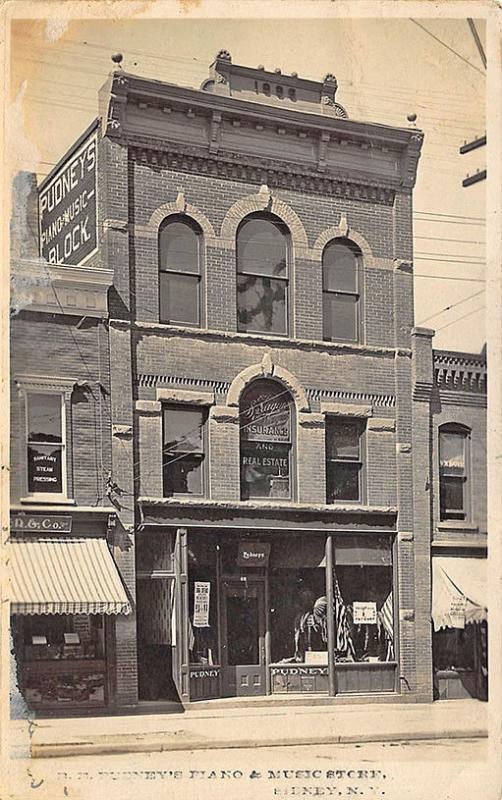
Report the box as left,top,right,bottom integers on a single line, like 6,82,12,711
378,592,394,660
334,575,355,658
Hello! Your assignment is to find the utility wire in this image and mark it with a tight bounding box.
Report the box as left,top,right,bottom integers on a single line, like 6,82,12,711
416,289,485,325
434,305,485,332
409,19,486,77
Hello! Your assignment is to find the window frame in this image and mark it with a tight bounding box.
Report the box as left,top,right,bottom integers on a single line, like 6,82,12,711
236,213,291,337
322,238,362,344
162,404,209,498
439,424,471,522
24,390,68,501
158,216,204,328
325,416,366,505
239,379,295,501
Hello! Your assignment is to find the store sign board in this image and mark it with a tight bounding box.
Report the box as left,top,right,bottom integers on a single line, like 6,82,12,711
353,601,377,624
270,666,328,676
39,127,98,266
237,542,271,567
193,581,210,627
11,514,73,533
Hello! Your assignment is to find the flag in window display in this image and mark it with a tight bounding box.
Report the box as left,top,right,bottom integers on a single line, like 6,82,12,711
334,577,355,659
378,592,394,660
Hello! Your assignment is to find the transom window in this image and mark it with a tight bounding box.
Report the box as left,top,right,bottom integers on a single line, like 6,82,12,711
439,425,470,521
159,217,202,326
26,393,66,496
239,379,293,500
322,240,361,343
163,406,207,496
326,417,365,503
237,214,290,336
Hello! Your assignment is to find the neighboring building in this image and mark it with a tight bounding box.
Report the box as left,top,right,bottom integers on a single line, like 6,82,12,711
9,51,487,712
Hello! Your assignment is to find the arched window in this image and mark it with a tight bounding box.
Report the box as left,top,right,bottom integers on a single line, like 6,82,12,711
439,423,471,521
239,379,294,500
159,217,202,326
237,214,290,335
322,239,362,342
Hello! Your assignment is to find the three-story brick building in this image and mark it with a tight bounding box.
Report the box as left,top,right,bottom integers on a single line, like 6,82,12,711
9,51,487,711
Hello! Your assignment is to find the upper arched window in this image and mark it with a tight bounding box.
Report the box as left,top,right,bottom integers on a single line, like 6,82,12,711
239,378,294,500
159,217,202,326
322,239,362,342
439,423,471,521
237,213,290,336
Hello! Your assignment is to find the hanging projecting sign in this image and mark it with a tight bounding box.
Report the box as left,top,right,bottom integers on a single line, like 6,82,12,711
39,123,98,267
353,601,377,624
193,582,211,627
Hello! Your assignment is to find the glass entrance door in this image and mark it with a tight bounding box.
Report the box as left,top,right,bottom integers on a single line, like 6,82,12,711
220,578,266,697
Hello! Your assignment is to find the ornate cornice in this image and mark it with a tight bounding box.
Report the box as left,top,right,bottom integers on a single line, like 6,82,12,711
128,140,396,205
434,349,486,395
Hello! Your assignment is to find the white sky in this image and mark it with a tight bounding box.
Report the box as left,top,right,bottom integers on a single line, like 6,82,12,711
9,9,487,353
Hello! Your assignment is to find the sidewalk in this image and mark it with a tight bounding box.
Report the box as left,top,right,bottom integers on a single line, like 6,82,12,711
10,698,487,759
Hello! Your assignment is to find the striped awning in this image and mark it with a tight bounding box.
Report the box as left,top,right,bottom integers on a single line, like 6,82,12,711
9,537,132,615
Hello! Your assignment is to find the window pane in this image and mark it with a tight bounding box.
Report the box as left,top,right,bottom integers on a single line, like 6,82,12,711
323,243,358,292
27,394,62,443
240,441,290,500
163,408,203,453
159,272,199,325
327,462,360,502
326,420,361,460
440,432,466,474
237,275,287,334
159,221,200,273
237,218,288,277
164,454,203,495
323,292,358,342
27,444,63,493
240,379,291,443
440,476,465,516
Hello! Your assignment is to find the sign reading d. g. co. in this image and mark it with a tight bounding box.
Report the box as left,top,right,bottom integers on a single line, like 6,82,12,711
39,124,98,266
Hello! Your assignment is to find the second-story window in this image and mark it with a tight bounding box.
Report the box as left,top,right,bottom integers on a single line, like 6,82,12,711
326,417,365,503
163,406,207,496
26,393,66,496
159,217,202,326
439,425,470,521
237,214,290,336
322,240,361,343
240,379,293,500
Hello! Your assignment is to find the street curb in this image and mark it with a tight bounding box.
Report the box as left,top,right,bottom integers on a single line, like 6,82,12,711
30,728,488,759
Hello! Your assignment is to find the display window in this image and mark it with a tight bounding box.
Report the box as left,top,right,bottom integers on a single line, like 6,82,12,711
334,535,394,663
270,568,328,664
20,614,105,661
188,534,219,666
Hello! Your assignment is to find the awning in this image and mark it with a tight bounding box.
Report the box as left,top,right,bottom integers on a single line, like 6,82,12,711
432,556,487,632
9,537,132,615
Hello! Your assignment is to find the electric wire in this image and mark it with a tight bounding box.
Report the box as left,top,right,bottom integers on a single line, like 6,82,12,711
409,19,486,77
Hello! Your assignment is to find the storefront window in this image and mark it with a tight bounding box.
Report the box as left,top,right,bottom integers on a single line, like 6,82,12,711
21,614,104,661
188,534,219,666
270,568,328,664
240,379,293,500
433,626,477,672
26,393,65,495
334,537,394,663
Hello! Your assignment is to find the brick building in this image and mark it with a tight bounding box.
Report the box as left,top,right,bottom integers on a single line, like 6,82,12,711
9,51,487,711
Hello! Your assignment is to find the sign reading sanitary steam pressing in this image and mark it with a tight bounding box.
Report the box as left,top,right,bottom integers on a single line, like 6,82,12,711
39,124,98,266
353,601,377,624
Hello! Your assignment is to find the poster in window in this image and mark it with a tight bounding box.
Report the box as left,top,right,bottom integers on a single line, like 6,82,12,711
27,445,63,493
193,581,210,627
353,601,377,624
448,594,467,629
